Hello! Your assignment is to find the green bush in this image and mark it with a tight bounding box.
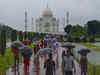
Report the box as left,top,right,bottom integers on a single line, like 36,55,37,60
11,30,17,42
18,31,23,41
89,37,95,43
81,36,88,42
73,37,81,42
0,29,6,56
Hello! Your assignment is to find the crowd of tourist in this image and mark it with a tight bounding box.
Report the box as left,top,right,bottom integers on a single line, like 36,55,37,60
11,36,88,75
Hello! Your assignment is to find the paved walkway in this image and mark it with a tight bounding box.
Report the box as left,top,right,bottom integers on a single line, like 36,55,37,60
6,47,81,75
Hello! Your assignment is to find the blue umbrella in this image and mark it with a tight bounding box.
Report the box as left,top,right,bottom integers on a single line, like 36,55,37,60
53,42,61,47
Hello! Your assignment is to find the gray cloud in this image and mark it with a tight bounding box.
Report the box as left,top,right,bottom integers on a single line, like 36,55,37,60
0,0,100,31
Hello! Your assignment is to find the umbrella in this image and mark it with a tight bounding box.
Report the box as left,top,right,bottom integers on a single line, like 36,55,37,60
32,38,40,42
78,47,91,55
36,48,54,57
53,42,61,47
53,38,56,41
20,46,32,59
61,42,75,48
11,41,24,47
45,35,49,38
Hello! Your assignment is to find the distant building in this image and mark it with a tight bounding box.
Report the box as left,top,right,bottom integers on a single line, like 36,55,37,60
35,7,59,33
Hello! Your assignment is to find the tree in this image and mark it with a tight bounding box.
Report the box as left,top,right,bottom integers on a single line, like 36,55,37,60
64,24,87,37
19,31,23,41
64,24,72,34
89,36,95,43
24,31,27,40
0,24,15,40
11,30,17,42
0,29,6,56
27,32,31,40
87,20,100,36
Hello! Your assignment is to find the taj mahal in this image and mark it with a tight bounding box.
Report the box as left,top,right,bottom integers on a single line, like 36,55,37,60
35,7,59,33
32,7,66,35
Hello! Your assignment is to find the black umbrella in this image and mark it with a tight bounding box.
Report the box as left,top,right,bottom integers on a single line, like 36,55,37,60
78,47,91,56
21,46,32,59
12,41,24,47
61,42,75,48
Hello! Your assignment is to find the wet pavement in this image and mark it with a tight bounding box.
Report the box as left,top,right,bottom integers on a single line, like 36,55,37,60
6,47,81,75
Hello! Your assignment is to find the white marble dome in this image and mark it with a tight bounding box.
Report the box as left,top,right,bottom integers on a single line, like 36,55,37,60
43,8,53,16
36,8,59,33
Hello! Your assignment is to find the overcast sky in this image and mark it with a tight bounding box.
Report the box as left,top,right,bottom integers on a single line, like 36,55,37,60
0,0,100,31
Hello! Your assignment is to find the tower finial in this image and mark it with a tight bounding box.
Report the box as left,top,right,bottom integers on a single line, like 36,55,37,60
47,3,48,8
66,11,69,25
46,0,49,8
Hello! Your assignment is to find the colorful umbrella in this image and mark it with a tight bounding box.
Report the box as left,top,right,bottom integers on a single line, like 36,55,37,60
53,42,61,47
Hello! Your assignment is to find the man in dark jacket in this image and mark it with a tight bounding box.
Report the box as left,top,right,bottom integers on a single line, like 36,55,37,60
44,53,56,75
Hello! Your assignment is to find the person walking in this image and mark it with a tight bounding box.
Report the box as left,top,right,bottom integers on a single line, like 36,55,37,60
24,57,30,73
80,55,88,75
44,53,56,75
62,50,66,75
13,47,19,71
23,41,31,75
62,50,76,75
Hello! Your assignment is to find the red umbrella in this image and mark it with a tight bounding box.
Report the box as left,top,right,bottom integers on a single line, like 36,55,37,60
23,40,30,45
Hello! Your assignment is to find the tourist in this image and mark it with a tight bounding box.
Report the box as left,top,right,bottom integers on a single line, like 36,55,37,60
62,50,66,75
40,40,44,48
24,57,30,72
34,44,38,55
67,48,74,56
44,53,56,75
62,50,76,75
23,41,31,75
13,47,19,71
44,40,48,48
80,55,88,75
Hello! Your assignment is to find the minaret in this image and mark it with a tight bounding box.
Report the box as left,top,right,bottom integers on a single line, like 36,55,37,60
46,0,49,8
47,3,49,8
57,18,60,32
32,17,34,32
66,11,69,25
25,10,28,32
62,17,66,32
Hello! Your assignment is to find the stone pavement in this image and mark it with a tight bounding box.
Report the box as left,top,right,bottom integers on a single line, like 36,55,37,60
6,47,81,75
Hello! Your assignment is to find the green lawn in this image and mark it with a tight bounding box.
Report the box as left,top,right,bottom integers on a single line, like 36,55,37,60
0,47,14,74
95,38,100,41
79,43,100,51
6,39,11,43
88,64,100,75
